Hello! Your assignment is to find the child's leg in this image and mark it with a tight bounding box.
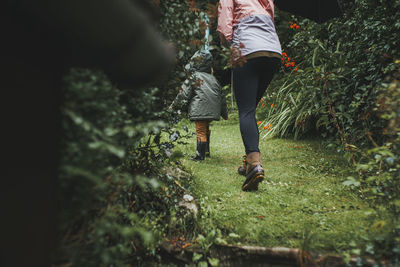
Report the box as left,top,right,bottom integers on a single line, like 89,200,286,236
193,121,208,161
205,121,211,157
195,121,208,142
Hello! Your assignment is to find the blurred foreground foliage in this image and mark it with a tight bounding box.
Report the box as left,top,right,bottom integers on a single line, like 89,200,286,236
55,0,208,265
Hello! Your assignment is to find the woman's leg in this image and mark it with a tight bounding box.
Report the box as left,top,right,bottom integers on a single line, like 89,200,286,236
233,58,260,154
256,58,280,104
233,57,279,154
233,57,279,190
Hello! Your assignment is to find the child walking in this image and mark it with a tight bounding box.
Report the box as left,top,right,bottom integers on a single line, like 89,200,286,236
170,50,228,161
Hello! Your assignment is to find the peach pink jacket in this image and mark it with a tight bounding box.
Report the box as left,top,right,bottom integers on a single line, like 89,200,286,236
217,0,281,56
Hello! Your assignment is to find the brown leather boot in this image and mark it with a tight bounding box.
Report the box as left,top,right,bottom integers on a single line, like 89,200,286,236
237,154,247,176
242,152,264,191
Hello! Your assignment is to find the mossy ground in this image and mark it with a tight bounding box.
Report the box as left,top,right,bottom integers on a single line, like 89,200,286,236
172,116,376,254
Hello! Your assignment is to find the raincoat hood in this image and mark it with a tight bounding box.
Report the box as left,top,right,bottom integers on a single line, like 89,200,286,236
185,50,213,73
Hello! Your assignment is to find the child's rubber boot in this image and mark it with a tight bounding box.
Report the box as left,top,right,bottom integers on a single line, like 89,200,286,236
242,152,264,191
191,141,207,161
205,131,211,157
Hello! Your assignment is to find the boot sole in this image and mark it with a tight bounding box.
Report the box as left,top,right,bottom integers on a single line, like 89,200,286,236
242,165,264,191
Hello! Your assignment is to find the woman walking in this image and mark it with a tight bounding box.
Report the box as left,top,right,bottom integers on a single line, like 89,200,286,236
217,0,282,191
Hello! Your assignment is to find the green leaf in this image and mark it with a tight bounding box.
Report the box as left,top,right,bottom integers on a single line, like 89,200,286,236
192,252,203,262
342,177,360,187
208,257,220,267
228,232,240,239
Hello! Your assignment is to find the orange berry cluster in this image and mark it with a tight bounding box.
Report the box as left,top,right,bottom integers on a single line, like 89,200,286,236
281,52,298,72
263,124,273,131
257,121,273,131
259,97,265,107
289,22,300,30
258,97,276,108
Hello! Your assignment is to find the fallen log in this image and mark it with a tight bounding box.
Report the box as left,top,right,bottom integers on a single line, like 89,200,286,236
160,242,377,267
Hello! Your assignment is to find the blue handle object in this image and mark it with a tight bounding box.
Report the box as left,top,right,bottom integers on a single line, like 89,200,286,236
204,15,210,51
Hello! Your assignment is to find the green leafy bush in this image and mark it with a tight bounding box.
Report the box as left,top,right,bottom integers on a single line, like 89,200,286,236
56,68,185,266
260,0,400,146
348,72,400,264
257,0,400,263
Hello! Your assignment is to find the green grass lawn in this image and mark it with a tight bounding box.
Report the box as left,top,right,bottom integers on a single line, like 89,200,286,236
172,116,374,254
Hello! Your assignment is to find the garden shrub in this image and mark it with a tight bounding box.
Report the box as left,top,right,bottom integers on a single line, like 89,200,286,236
260,0,400,147
56,68,188,266
347,69,400,264
256,0,400,263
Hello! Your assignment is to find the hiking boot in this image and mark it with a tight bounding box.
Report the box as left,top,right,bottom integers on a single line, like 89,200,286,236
242,152,264,191
191,141,207,161
237,154,247,176
205,131,211,157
